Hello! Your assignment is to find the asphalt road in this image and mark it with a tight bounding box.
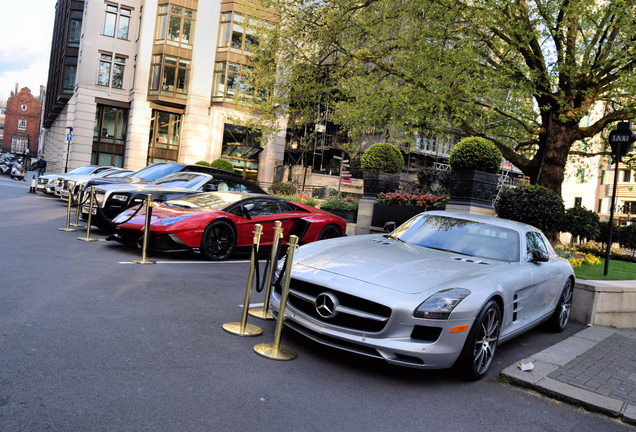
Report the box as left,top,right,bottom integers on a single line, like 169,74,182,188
0,176,633,432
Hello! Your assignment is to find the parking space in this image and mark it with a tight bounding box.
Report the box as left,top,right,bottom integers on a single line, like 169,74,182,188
0,181,631,432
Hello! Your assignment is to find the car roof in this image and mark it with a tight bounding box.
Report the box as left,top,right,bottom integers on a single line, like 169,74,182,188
182,164,243,179
425,210,541,234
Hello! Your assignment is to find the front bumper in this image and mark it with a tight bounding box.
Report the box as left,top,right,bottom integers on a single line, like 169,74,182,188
270,274,474,370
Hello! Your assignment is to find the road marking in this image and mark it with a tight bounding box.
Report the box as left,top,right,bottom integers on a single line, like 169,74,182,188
118,260,251,264
239,303,265,308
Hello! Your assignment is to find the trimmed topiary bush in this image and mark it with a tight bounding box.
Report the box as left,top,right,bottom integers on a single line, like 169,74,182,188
195,160,211,166
563,206,600,244
619,224,636,256
495,184,565,235
448,137,502,174
361,143,405,173
210,158,235,173
270,181,297,196
597,221,622,247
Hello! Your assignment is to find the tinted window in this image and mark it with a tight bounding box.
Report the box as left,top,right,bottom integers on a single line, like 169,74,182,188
68,166,98,175
133,163,184,181
165,191,249,209
393,215,520,262
247,199,281,216
526,232,548,261
152,172,204,187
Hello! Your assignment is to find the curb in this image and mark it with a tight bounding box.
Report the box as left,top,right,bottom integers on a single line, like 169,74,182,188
500,326,636,426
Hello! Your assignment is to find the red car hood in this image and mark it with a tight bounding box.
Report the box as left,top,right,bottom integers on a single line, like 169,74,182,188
119,203,209,228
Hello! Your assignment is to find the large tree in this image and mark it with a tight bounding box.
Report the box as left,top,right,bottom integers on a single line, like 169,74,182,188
251,0,635,194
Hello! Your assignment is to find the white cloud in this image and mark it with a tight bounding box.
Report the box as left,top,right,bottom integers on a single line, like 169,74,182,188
0,1,55,101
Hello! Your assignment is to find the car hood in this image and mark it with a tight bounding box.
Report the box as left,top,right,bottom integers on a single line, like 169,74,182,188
294,235,510,294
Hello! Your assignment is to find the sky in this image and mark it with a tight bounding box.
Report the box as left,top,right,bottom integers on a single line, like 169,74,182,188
0,1,56,102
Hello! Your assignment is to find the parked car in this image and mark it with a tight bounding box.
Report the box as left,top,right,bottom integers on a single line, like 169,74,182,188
37,165,106,194
54,166,114,196
81,171,266,229
269,211,575,380
60,168,133,201
111,191,347,260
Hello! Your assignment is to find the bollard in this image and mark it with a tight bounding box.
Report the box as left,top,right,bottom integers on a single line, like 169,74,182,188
223,224,264,336
253,235,299,361
132,194,156,264
70,183,83,227
77,187,98,242
29,175,36,193
58,187,77,232
249,221,283,320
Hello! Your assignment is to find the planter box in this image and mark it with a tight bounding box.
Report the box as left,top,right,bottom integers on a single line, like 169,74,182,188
323,208,358,223
448,169,498,208
371,203,427,228
363,172,400,197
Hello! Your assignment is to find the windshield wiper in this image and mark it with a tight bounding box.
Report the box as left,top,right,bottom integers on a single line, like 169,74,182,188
384,234,405,243
424,246,472,256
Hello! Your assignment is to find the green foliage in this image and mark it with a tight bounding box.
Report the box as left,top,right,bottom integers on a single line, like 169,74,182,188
195,160,210,166
448,137,502,174
278,194,318,207
494,185,565,235
360,143,405,173
417,167,451,194
320,195,359,211
562,206,600,243
597,221,622,245
210,158,235,173
312,186,328,198
376,191,448,209
269,182,297,196
619,224,636,253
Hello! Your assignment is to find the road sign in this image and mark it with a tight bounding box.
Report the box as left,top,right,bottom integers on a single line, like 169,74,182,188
609,121,634,162
66,133,73,141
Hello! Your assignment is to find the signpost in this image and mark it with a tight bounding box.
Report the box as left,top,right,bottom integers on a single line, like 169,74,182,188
604,121,635,276
64,127,73,173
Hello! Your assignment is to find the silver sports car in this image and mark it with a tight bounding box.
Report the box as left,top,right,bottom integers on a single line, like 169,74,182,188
271,210,575,379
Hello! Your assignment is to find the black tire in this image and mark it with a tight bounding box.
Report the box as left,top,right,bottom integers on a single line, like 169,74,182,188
455,299,501,380
546,279,573,332
318,224,342,240
200,220,236,261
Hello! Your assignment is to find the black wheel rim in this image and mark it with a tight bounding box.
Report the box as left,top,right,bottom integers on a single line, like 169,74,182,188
319,226,340,240
558,281,573,329
473,307,500,375
204,224,234,259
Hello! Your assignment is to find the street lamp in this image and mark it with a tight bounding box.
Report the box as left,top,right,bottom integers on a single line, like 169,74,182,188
64,126,73,173
603,121,635,276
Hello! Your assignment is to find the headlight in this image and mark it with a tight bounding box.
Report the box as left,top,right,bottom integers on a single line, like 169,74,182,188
273,257,286,281
160,215,193,226
414,288,470,319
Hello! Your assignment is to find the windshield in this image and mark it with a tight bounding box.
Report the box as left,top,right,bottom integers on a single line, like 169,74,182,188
132,163,184,181
68,166,97,175
151,173,205,188
391,214,520,262
94,169,118,177
104,170,133,178
166,192,249,209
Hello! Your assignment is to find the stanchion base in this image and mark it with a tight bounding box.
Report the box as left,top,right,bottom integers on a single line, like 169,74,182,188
132,259,156,264
248,308,274,320
70,224,84,228
77,237,98,242
222,322,262,336
253,343,297,361
58,227,77,232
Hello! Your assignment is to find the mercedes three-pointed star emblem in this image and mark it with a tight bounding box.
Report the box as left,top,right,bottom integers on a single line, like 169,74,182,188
314,292,339,319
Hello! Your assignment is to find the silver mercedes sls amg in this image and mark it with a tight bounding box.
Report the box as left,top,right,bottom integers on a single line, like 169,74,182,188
271,211,575,379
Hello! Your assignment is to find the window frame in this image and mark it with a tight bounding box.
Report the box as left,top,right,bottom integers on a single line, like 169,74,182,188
17,119,27,131
103,3,132,40
97,52,126,89
154,4,196,49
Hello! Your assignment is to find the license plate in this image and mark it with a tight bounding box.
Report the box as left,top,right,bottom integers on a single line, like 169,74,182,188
82,205,97,215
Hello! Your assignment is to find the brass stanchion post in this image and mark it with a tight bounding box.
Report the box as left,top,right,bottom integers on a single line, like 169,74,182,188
223,224,263,336
132,194,156,264
249,221,283,320
77,186,98,242
58,184,77,232
254,235,298,361
70,183,83,227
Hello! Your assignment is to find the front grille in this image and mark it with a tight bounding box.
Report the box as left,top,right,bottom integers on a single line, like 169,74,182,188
276,278,391,333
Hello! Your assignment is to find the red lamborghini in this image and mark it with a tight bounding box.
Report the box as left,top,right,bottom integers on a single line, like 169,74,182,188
111,191,347,260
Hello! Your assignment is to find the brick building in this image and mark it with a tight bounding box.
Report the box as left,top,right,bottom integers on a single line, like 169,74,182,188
3,85,44,154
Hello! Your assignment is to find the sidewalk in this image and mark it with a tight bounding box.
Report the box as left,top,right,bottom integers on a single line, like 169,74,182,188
501,325,636,426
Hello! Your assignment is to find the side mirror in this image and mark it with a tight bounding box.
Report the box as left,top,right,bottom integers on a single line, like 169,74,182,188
243,203,254,219
384,221,396,233
530,249,549,263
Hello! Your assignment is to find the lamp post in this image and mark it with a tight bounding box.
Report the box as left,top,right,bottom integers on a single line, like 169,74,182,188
603,121,635,276
64,127,73,173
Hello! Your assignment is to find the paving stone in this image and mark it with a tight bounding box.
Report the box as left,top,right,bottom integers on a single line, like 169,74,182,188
623,404,636,425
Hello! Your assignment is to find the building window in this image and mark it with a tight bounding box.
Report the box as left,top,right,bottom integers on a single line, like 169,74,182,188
104,3,131,40
147,110,182,163
17,119,27,131
68,10,83,47
600,170,607,185
623,201,636,214
574,197,582,207
623,170,632,183
155,4,195,49
63,57,77,93
213,61,263,103
97,53,126,89
217,12,264,54
91,105,128,167
11,136,29,153
149,54,189,98
576,168,585,183
598,199,603,213
221,124,262,180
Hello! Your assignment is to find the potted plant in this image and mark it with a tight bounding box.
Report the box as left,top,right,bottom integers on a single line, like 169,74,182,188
371,190,448,227
361,143,405,197
447,137,502,208
320,194,359,223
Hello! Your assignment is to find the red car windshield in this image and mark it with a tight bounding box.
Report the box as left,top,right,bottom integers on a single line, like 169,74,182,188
165,191,251,209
